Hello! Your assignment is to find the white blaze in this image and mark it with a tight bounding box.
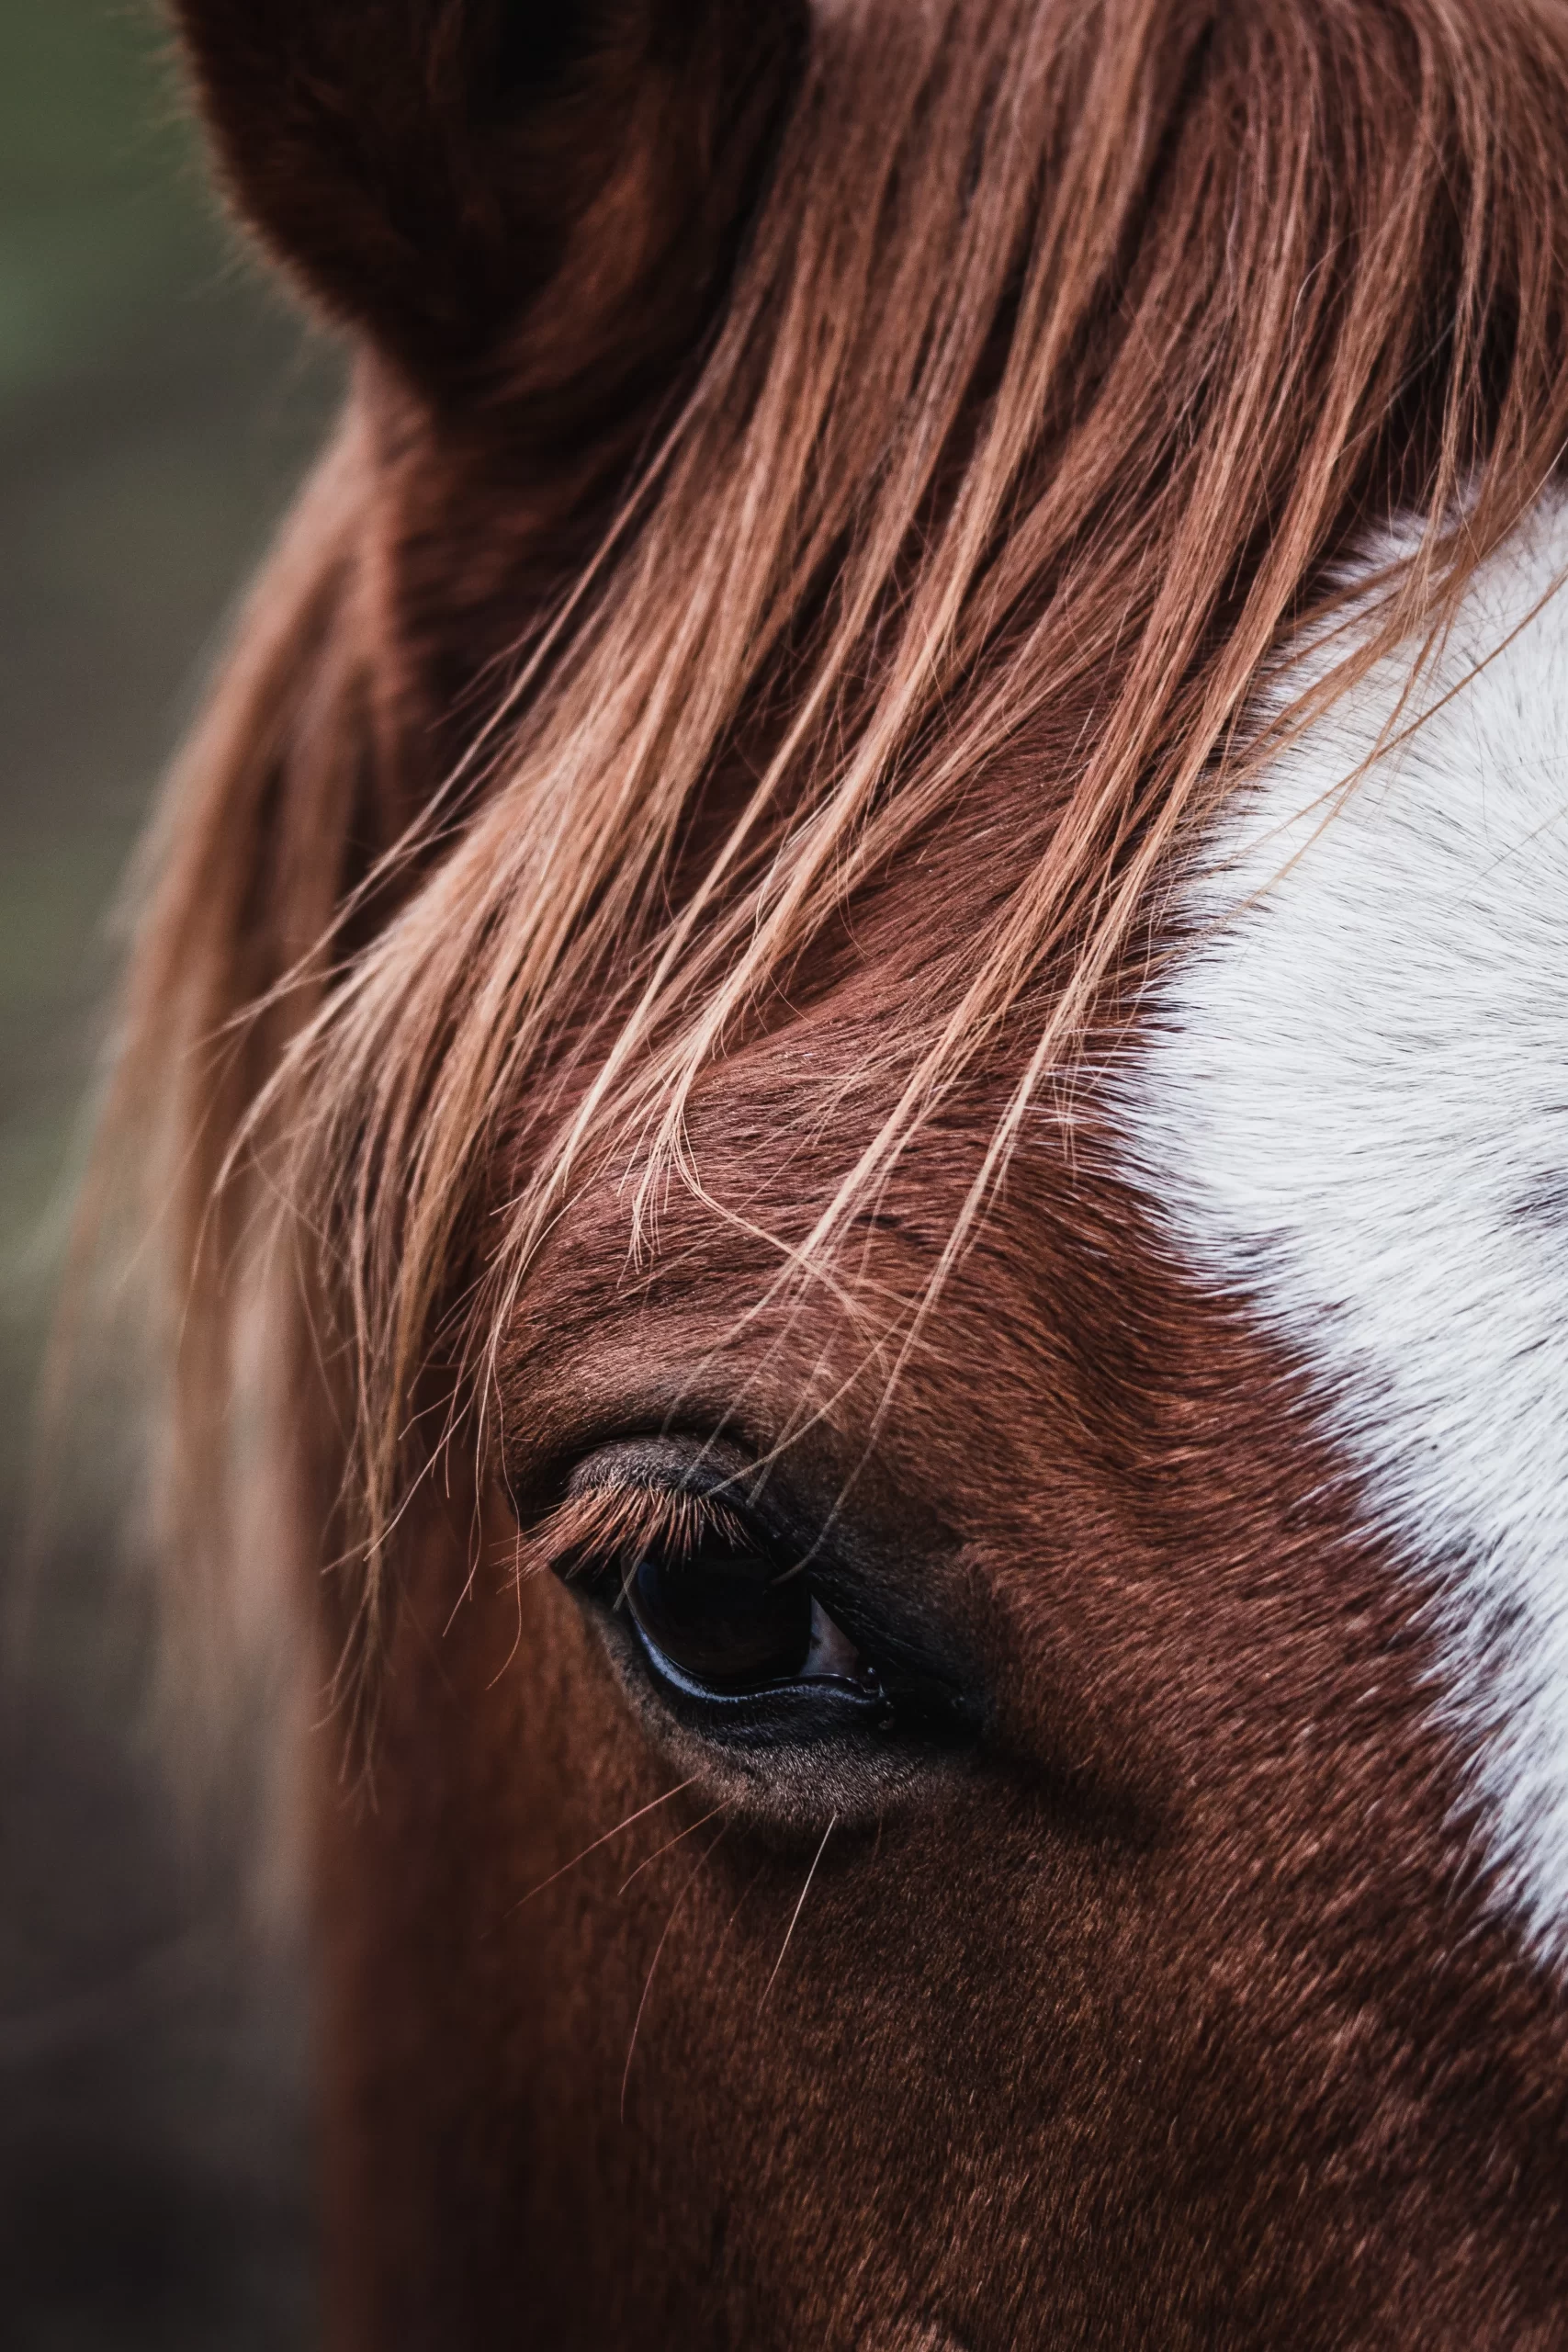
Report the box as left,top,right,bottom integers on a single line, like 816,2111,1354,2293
1124,500,1568,1957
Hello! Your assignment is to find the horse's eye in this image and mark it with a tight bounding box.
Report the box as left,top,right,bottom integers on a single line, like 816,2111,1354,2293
535,1461,976,1757
621,1526,882,1702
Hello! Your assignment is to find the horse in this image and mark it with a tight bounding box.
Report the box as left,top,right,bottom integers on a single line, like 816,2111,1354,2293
106,0,1568,2341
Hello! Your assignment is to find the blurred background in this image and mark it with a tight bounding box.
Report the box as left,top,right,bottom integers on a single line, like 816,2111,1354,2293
0,2,341,2339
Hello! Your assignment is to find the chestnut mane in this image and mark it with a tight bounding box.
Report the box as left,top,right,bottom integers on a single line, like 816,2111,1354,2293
104,0,1568,1679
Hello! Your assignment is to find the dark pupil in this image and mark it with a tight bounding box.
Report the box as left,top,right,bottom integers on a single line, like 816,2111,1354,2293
626,1533,811,1692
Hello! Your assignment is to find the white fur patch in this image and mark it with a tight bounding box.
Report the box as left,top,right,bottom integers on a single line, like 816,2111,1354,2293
1122,500,1568,1958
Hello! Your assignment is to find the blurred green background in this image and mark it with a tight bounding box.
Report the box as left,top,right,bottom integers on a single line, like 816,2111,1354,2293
0,2,340,2340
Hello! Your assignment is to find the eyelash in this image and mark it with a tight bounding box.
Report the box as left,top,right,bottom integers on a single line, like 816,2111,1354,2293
527,1481,752,1602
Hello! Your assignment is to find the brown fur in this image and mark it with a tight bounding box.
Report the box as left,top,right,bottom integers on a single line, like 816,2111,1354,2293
97,0,1568,2340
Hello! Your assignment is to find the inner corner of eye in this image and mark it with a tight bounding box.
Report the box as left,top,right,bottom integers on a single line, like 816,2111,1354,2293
801,1593,868,1681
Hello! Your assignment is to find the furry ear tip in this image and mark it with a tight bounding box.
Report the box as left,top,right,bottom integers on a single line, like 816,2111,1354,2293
172,0,807,401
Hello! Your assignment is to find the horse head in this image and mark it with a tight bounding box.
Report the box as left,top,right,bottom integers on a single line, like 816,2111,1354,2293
115,1,1568,2339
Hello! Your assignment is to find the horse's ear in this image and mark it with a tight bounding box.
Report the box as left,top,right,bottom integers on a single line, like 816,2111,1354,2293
171,0,807,405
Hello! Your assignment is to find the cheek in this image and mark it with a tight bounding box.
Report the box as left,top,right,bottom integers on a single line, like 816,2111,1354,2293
317,1452,1568,2347
318,1506,1157,2337
318,1498,1280,2342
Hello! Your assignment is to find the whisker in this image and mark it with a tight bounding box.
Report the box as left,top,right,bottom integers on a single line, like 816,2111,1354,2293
618,1800,729,1895
621,1819,732,2122
762,1814,837,2005
502,1777,699,1921
697,1858,771,2000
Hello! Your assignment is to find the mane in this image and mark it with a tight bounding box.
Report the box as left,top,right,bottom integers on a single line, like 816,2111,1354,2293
101,0,1568,1689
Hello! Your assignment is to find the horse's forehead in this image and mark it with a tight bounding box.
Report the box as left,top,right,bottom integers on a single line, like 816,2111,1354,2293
1122,499,1568,1960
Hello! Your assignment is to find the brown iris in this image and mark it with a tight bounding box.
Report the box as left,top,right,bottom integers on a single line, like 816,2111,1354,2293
622,1524,815,1692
